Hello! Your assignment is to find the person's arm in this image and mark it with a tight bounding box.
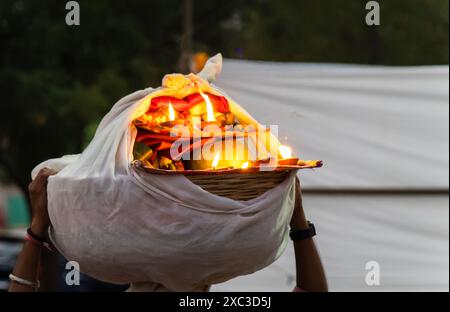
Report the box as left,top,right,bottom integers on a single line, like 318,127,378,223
291,177,328,292
8,168,56,292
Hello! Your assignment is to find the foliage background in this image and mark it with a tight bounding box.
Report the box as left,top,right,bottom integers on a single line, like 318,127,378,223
0,0,448,196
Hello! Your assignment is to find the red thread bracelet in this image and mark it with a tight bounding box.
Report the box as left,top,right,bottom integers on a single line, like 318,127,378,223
25,233,43,246
27,227,46,243
25,227,54,251
25,232,55,252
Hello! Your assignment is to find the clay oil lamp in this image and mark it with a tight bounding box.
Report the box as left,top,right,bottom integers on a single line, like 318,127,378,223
199,91,221,130
160,102,185,128
277,145,299,166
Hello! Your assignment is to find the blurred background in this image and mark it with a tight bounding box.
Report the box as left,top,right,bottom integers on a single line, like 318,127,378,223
0,0,448,291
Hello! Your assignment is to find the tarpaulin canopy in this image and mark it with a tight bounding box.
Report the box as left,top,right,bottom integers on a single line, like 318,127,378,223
216,60,449,190
214,59,449,292
215,193,449,292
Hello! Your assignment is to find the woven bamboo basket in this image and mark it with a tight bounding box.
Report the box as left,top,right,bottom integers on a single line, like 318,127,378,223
132,160,321,201
186,170,291,200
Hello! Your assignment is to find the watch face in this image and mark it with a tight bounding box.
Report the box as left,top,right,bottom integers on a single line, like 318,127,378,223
290,223,316,241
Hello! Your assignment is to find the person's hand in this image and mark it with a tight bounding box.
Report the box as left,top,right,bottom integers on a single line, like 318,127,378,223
290,177,309,230
28,168,57,237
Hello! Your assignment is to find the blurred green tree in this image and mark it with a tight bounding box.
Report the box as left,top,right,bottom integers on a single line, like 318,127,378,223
0,0,182,196
220,0,449,65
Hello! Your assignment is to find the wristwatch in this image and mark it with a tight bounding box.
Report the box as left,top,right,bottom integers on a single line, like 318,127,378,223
289,221,316,241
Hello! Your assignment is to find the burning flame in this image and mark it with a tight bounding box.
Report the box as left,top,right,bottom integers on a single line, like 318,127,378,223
212,152,220,169
241,161,249,169
200,91,215,122
168,102,175,121
279,145,292,159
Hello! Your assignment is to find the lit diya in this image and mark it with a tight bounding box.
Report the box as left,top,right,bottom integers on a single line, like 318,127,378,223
211,152,220,170
277,145,299,165
199,152,233,171
199,91,221,129
187,136,251,170
160,102,185,128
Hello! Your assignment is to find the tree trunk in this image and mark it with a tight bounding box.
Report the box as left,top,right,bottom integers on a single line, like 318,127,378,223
178,0,193,73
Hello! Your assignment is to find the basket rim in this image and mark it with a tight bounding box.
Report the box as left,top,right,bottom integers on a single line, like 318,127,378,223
131,160,322,176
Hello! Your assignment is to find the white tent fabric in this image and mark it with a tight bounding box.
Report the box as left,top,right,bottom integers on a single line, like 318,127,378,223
213,59,449,291
214,193,449,292
216,60,449,190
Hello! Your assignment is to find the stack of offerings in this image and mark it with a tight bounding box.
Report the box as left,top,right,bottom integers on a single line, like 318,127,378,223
131,71,321,200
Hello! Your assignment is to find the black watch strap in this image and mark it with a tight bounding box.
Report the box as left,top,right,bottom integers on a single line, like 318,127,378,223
289,221,316,241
